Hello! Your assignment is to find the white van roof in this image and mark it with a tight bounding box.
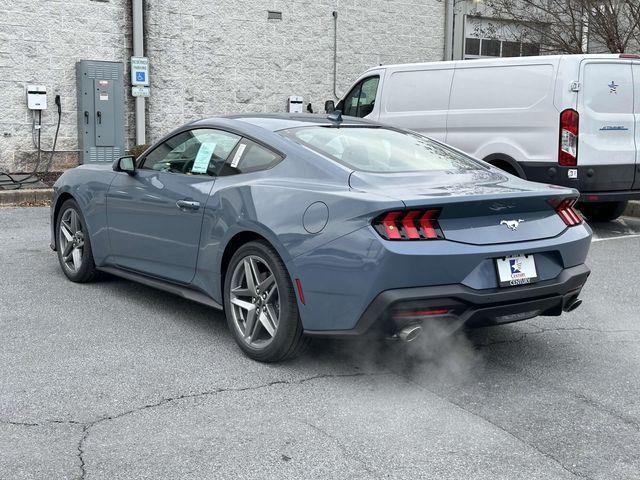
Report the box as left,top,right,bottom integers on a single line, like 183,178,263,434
363,54,631,73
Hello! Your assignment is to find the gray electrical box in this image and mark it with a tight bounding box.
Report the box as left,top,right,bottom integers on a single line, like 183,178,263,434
76,60,125,164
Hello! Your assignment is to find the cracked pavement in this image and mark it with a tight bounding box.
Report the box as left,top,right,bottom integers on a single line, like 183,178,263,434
1,207,640,479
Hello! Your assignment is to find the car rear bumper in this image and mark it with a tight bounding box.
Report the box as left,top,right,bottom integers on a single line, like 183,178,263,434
520,162,640,201
303,264,590,337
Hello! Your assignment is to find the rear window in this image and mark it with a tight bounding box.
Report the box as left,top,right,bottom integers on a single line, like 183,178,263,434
281,126,481,173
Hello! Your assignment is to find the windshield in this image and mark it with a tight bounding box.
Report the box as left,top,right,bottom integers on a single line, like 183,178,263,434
281,126,482,173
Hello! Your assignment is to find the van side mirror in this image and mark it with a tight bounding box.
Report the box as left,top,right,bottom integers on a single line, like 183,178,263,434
113,155,136,175
324,100,335,113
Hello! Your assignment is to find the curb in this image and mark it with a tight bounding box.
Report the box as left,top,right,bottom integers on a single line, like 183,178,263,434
625,201,640,218
0,188,53,206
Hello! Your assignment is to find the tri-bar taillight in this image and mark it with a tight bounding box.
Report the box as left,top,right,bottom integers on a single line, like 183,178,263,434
559,108,579,167
553,198,583,226
373,209,444,240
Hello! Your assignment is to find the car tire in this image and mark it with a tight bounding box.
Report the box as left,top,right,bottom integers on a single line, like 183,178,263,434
223,240,308,362
55,199,98,283
578,200,628,223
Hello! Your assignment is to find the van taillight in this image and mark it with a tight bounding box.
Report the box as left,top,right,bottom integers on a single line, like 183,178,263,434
373,209,444,240
559,109,579,167
551,198,582,226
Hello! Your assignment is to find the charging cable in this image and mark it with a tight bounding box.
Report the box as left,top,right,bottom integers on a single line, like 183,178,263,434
0,95,62,190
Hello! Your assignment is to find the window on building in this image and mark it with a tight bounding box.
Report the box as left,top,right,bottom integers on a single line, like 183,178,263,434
464,38,541,59
465,38,481,56
502,41,521,57
481,39,501,57
522,43,541,56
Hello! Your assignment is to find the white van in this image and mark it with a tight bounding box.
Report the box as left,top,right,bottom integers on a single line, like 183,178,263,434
328,54,640,221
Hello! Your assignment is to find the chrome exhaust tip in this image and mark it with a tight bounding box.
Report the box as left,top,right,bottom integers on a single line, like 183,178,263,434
397,324,423,343
564,298,582,312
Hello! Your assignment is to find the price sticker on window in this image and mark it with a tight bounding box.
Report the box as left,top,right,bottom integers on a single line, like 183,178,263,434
230,144,247,168
191,143,216,174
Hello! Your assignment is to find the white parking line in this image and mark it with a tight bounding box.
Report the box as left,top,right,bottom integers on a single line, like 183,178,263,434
592,233,640,243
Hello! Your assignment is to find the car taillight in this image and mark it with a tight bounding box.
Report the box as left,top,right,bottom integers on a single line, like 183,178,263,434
552,198,582,226
373,209,444,240
559,109,579,166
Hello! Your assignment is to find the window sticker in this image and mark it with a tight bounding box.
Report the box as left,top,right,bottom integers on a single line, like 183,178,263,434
230,143,247,168
191,143,216,173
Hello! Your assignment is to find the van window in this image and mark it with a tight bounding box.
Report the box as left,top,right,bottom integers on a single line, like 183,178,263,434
342,76,379,117
385,69,454,112
450,64,553,110
582,63,633,114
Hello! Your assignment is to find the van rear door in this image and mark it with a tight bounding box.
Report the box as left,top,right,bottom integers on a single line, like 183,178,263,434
578,59,635,191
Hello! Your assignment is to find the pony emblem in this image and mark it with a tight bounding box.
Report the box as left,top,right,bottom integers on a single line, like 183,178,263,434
500,219,524,231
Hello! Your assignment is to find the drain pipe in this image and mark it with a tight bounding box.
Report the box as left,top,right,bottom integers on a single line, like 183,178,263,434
444,0,454,61
332,10,340,100
132,0,146,145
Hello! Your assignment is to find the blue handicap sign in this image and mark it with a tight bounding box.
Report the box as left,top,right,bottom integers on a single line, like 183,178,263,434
136,71,146,82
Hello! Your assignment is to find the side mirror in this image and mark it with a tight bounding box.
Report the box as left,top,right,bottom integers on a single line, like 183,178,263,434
113,155,136,175
324,100,335,114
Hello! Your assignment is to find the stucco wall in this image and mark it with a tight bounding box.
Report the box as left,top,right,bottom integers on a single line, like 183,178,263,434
0,0,445,173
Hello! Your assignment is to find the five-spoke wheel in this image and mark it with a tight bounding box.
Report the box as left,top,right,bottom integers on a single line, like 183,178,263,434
55,199,97,283
59,207,85,273
224,240,307,362
229,255,280,347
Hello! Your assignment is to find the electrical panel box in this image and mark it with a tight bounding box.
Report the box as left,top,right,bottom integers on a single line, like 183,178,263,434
76,60,125,164
26,85,47,110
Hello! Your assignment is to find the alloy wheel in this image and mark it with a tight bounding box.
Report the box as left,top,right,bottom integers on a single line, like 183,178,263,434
59,208,84,273
229,255,280,348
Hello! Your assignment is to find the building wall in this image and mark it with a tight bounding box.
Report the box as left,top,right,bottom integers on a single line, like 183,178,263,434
0,0,445,174
0,0,133,173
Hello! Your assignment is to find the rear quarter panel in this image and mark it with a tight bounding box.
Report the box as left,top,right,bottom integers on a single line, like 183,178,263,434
191,154,404,304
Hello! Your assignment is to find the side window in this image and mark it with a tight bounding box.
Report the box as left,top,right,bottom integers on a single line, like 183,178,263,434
219,140,282,176
141,129,241,176
340,76,380,118
357,76,379,117
342,83,362,117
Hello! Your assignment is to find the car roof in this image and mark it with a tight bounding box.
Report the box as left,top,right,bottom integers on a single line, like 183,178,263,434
190,113,379,133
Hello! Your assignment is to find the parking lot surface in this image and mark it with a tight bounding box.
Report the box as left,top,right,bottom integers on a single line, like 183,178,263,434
1,207,640,480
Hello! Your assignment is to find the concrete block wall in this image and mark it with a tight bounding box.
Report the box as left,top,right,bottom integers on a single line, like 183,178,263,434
145,0,446,144
0,0,133,174
0,0,445,173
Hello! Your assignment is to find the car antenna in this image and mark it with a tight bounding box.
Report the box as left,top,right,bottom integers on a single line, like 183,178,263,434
327,109,342,125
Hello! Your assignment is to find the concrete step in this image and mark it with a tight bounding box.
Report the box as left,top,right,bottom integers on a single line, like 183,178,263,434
0,188,53,206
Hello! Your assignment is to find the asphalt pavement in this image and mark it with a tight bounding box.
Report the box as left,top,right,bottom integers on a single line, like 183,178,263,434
1,207,639,480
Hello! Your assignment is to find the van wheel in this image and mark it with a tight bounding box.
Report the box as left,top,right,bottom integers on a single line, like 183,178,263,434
578,201,628,222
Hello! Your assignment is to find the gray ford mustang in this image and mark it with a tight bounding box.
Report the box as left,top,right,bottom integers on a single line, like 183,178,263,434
51,113,592,361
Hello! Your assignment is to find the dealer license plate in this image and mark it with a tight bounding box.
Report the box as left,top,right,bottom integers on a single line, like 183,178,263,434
495,254,538,287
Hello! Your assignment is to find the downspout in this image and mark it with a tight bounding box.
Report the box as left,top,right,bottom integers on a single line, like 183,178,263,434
332,10,340,100
132,0,146,145
444,0,455,61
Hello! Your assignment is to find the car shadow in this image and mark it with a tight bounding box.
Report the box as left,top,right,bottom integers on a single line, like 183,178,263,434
75,268,565,384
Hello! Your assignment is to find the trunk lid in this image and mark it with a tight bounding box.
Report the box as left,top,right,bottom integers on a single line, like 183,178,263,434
350,169,577,245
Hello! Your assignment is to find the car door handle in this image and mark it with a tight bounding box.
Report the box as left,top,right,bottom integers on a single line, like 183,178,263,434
176,200,200,211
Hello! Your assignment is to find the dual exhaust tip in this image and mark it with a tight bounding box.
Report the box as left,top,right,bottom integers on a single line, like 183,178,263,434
396,297,582,342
